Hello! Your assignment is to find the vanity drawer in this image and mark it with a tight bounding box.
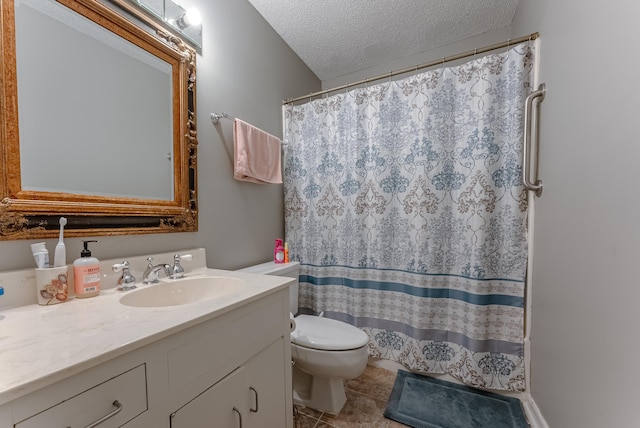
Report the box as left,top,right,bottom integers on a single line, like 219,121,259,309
15,364,147,428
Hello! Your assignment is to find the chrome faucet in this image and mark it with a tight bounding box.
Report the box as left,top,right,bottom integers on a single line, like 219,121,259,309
142,257,171,284
169,253,193,279
112,260,137,291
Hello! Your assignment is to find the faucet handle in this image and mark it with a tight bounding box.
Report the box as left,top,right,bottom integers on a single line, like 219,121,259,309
146,257,154,268
112,261,137,291
170,254,193,279
178,254,193,262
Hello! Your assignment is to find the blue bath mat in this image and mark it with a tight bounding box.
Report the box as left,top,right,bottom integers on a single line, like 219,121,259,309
384,370,529,428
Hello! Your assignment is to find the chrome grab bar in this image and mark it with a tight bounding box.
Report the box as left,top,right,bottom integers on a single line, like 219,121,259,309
84,400,122,428
522,83,546,197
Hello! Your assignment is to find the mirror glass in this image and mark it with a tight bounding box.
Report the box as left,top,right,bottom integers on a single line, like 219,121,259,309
0,0,198,240
16,0,174,200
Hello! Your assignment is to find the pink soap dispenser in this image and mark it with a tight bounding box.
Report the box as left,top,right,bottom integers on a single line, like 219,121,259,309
73,240,101,298
274,239,285,264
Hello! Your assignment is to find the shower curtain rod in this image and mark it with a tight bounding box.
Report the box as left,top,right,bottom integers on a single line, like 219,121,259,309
283,32,539,105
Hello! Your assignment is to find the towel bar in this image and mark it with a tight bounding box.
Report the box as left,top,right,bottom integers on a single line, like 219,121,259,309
211,112,234,124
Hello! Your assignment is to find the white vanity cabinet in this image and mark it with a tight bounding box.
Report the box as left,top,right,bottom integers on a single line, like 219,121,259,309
2,282,293,428
170,366,248,427
244,337,288,427
170,338,288,428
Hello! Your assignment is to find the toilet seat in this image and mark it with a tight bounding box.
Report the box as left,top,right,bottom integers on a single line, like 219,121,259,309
291,315,369,351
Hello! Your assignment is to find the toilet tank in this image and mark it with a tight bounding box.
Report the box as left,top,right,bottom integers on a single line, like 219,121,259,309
237,261,300,314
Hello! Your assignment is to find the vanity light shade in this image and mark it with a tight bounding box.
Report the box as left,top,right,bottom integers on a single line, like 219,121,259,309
176,8,201,29
185,8,202,26
133,0,203,48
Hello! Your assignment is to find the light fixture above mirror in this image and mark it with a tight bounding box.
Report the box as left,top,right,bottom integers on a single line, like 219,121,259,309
175,7,201,29
124,0,202,49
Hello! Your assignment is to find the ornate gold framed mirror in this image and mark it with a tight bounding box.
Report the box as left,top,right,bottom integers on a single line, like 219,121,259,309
0,0,198,240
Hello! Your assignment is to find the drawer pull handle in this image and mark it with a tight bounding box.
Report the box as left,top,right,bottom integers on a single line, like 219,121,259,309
233,407,243,428
84,400,123,428
249,386,259,413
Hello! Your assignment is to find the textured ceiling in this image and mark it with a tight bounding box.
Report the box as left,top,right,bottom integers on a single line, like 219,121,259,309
247,0,520,81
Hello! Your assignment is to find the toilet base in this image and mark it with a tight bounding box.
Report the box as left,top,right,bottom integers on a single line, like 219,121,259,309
292,365,347,414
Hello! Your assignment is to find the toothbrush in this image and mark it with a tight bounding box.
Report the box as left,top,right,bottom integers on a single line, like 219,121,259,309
53,217,67,267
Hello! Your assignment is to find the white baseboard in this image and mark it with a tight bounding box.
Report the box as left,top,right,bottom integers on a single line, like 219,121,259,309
521,396,549,428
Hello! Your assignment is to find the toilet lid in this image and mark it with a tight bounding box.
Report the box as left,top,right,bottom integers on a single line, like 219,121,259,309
291,315,369,351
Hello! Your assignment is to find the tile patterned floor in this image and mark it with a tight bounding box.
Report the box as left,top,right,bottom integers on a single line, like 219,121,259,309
294,365,408,428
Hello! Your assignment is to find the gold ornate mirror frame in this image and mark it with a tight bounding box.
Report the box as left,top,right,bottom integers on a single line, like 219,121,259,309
0,0,198,240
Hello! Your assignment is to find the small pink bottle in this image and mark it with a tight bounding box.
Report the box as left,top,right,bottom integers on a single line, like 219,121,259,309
274,239,285,264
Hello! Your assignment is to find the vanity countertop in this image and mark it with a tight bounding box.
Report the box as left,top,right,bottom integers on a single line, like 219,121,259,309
0,268,292,406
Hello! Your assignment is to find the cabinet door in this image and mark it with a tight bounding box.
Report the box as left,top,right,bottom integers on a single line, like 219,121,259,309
170,367,247,428
244,337,289,428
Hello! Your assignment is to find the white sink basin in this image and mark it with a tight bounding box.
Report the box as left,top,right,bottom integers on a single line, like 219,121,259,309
119,276,245,308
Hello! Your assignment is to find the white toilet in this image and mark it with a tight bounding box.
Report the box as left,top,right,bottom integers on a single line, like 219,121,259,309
238,261,369,414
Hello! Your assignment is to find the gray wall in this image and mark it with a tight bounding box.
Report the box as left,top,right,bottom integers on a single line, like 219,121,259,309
0,0,320,272
511,0,640,427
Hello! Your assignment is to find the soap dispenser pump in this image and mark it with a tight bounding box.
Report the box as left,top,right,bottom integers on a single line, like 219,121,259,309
73,240,101,298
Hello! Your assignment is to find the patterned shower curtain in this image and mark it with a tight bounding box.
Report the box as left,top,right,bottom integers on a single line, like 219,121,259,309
283,43,535,391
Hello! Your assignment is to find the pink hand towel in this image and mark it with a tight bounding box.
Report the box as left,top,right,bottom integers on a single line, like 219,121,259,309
233,118,283,184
